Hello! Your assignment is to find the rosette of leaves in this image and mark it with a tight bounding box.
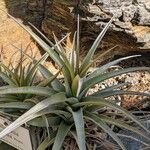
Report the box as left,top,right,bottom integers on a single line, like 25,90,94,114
0,14,150,150
0,49,59,118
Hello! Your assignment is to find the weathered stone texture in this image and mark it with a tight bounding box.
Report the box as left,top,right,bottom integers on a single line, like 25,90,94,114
27,0,150,61
42,2,74,40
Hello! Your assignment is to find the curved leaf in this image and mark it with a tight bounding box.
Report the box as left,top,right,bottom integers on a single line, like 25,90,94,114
0,92,66,138
29,23,54,47
84,112,126,150
6,13,64,68
26,52,48,85
38,70,61,87
79,17,114,74
0,86,56,97
72,108,86,150
28,116,61,127
0,72,16,86
74,97,150,134
80,67,150,97
38,63,65,91
98,114,149,141
87,55,140,80
37,136,55,150
0,102,33,109
71,75,80,97
92,90,150,98
52,121,72,150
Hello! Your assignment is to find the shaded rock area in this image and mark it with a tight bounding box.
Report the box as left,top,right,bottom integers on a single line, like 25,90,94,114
42,2,74,41
26,0,150,62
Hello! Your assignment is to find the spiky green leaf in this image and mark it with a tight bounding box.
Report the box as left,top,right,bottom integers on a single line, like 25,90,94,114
0,86,56,97
72,108,86,150
80,67,150,97
84,112,126,150
74,97,150,134
0,92,66,138
80,17,114,74
52,121,72,150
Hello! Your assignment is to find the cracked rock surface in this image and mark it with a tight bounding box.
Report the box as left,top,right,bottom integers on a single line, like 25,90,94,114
26,0,150,62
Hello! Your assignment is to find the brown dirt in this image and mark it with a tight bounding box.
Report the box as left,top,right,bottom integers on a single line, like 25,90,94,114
88,54,150,110
118,55,150,110
0,1,38,64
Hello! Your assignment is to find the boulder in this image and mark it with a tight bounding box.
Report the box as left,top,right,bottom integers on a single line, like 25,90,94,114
26,0,150,62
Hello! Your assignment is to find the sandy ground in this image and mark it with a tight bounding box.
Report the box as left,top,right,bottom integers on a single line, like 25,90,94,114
0,1,38,64
0,0,57,73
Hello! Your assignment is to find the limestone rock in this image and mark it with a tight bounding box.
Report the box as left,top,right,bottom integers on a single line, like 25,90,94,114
26,0,150,61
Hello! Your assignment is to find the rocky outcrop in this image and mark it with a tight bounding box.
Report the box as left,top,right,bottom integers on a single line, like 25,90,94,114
26,0,150,62
84,0,150,48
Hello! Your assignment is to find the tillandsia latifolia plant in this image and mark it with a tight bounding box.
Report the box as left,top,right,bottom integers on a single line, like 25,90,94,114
0,44,57,117
0,12,150,150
